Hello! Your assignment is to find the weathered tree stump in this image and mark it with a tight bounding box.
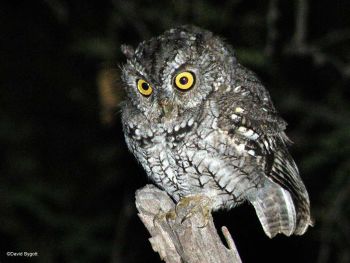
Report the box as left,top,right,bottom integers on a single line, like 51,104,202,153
135,185,242,263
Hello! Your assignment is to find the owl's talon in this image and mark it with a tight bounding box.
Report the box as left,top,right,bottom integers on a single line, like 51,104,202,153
197,206,211,228
180,213,192,224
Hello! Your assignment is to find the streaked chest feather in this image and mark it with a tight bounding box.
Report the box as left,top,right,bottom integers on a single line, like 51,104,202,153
127,122,255,203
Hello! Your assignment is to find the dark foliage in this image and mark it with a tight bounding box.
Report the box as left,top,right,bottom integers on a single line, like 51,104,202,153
1,0,349,262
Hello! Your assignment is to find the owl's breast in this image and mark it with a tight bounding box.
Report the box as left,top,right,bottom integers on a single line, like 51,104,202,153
132,131,191,199
122,117,190,193
123,112,261,206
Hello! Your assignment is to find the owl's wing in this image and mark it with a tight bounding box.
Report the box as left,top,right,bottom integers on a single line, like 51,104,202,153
217,65,312,237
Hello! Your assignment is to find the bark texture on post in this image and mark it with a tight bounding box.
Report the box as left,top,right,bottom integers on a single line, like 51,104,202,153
135,185,242,263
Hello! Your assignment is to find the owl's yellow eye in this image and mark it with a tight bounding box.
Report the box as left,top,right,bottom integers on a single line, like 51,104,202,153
137,79,153,96
174,71,195,90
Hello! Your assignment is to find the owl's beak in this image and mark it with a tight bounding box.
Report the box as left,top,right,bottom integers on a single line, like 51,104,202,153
159,98,174,119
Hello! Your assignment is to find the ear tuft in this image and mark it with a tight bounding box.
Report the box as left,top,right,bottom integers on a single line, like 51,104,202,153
121,44,135,59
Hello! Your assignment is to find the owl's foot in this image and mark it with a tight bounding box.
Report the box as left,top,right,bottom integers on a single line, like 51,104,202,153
153,195,212,228
176,195,212,228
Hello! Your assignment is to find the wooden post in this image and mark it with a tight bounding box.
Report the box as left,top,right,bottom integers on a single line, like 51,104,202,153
135,185,242,263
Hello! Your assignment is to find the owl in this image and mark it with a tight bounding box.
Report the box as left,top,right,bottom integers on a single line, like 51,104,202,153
120,25,312,238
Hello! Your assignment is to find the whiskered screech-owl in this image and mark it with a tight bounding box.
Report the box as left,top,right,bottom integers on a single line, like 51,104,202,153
120,25,312,238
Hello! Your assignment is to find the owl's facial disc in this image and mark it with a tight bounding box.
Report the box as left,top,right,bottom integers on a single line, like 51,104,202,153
121,25,235,130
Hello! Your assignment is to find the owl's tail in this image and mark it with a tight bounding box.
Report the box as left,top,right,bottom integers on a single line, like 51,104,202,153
249,179,305,238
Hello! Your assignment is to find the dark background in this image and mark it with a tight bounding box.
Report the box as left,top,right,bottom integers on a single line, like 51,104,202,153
1,0,349,262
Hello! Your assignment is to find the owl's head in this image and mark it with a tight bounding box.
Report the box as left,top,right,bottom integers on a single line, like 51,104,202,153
121,25,237,127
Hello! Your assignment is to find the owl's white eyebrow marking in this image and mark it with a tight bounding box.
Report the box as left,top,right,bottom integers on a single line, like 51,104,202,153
131,60,149,79
161,50,191,89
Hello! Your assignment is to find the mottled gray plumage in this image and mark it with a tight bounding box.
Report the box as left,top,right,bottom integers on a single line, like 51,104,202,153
120,25,312,238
